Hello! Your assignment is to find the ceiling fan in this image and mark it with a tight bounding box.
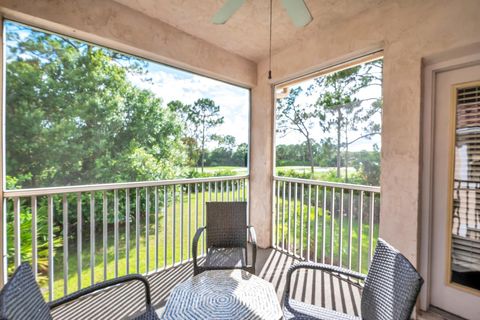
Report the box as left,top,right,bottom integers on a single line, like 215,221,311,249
212,0,313,27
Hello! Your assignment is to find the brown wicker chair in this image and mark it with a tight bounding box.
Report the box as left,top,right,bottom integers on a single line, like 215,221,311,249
192,201,257,276
283,239,424,320
0,263,159,319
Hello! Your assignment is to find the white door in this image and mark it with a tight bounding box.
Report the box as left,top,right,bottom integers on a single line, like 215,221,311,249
430,63,480,319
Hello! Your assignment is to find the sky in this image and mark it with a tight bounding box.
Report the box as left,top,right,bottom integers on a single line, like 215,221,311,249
128,62,250,149
7,19,381,154
275,67,382,152
6,20,251,150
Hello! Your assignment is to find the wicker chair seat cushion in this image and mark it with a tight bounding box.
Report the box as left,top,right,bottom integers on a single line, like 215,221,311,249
284,299,360,320
0,263,52,320
204,247,246,268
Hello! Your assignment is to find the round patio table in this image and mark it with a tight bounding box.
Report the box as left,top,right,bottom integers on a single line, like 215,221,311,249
161,270,282,320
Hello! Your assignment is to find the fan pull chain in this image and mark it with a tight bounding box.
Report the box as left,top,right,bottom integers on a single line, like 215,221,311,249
268,0,273,80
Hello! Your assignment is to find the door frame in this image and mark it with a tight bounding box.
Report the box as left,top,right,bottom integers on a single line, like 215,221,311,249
420,46,480,311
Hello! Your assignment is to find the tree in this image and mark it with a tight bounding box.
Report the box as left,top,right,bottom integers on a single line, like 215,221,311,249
211,134,236,152
350,148,381,185
314,60,382,181
276,86,317,176
232,143,248,167
182,98,224,172
167,98,224,172
168,100,200,167
5,22,186,189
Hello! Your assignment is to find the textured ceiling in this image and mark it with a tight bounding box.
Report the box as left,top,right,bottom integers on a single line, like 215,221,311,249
113,0,385,62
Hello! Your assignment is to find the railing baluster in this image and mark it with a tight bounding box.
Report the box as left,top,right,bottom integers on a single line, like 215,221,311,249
145,187,150,272
322,186,327,264
47,196,54,301
90,193,95,286
103,191,108,280
13,197,20,268
209,182,212,202
180,184,184,263
246,179,249,225
154,187,159,270
300,183,304,258
172,185,176,266
243,179,246,201
287,182,292,254
1,175,250,300
330,187,335,265
358,191,364,273
348,190,353,270
32,196,38,280
368,192,375,265
221,181,224,201
202,182,206,254
125,189,130,275
276,181,280,247
136,188,140,273
226,181,229,201
339,189,344,267
62,194,68,295
314,185,319,262
237,179,241,200
163,186,168,269
114,189,119,278
1,198,7,285
293,183,298,255
76,193,81,290
307,184,311,261
195,183,199,258
228,180,231,201
188,184,192,260
282,181,286,251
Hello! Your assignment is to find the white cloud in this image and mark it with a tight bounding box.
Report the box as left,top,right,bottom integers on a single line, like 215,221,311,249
127,63,250,148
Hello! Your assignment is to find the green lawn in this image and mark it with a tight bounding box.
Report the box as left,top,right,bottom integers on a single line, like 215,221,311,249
273,192,378,274
195,165,358,181
48,187,245,299
192,166,248,174
30,170,377,299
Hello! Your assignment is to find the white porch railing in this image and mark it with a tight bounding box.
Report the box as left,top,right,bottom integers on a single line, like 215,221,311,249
1,175,248,301
272,176,380,274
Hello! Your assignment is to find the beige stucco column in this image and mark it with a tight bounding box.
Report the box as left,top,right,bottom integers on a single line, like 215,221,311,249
249,61,274,249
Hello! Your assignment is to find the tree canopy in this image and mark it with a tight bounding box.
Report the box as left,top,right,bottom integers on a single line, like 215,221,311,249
6,24,189,188
275,59,383,186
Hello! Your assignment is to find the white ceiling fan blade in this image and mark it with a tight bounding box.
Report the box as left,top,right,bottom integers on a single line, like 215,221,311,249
281,0,313,27
212,0,246,24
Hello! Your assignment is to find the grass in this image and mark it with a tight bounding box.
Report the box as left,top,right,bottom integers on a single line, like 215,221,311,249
273,189,379,274
191,166,248,174
15,167,377,299
195,166,359,182
47,187,245,299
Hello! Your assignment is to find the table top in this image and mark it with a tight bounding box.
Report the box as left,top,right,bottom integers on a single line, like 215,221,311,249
161,270,282,320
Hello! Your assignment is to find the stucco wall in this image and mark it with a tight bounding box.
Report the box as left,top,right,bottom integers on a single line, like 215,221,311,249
251,0,480,262
249,58,274,248
0,0,256,87
2,0,480,264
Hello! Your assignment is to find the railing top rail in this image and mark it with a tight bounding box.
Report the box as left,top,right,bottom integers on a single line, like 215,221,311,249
3,174,249,198
273,175,380,193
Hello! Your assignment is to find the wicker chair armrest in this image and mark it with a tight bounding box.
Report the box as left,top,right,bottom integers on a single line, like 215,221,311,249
48,274,152,310
192,226,206,268
284,262,366,301
246,225,257,267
